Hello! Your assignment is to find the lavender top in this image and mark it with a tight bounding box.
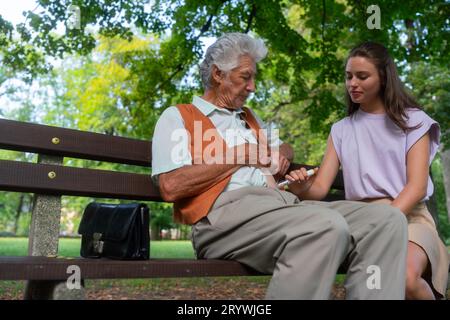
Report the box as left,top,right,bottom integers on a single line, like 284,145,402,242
330,108,440,201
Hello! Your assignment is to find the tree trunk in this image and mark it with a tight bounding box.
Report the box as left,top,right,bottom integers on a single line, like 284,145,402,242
440,147,450,221
181,225,189,240
150,224,159,241
12,194,25,235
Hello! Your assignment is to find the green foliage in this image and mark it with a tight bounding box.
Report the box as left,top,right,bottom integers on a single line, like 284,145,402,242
407,61,450,150
0,192,25,234
1,0,448,135
0,149,35,235
431,158,450,245
149,202,176,237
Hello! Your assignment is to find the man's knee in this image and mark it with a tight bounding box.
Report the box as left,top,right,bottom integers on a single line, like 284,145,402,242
366,204,408,244
327,211,351,245
368,203,407,228
303,208,351,244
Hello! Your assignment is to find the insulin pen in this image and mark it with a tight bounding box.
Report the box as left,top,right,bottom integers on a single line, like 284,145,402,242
277,169,316,187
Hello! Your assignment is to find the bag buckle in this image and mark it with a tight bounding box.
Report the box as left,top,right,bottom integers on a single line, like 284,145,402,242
93,232,104,254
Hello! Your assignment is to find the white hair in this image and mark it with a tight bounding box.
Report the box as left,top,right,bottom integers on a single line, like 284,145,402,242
199,33,268,89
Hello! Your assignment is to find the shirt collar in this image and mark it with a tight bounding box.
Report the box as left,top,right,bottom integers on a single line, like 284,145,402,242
192,96,244,116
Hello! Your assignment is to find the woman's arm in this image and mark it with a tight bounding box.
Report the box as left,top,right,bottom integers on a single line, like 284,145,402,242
287,136,340,200
391,133,430,215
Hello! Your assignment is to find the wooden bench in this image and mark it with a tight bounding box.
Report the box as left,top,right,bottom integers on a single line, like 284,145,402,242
1,117,440,299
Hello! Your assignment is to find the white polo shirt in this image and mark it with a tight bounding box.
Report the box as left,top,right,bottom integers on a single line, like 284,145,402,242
151,96,283,192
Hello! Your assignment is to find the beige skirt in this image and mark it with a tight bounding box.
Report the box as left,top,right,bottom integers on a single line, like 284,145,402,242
366,198,449,298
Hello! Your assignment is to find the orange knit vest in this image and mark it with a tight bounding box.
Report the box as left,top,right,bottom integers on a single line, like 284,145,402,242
174,104,266,225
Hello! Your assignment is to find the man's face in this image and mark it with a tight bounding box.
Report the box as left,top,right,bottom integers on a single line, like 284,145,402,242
218,55,256,109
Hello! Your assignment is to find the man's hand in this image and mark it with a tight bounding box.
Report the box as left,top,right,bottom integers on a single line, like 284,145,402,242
270,149,292,180
278,143,293,175
231,143,271,168
229,143,292,174
277,153,291,177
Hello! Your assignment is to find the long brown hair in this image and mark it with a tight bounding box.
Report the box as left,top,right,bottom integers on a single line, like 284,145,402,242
345,42,421,131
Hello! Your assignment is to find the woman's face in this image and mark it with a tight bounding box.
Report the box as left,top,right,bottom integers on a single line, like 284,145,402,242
345,57,381,106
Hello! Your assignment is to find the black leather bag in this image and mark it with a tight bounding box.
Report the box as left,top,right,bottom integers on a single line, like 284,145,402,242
78,202,150,260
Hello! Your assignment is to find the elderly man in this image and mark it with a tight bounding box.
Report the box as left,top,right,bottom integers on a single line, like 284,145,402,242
151,33,408,299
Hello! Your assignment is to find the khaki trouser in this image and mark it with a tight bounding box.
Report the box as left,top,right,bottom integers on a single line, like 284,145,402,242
192,187,408,300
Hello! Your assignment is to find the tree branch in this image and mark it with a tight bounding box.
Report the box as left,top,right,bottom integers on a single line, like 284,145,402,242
270,100,292,119
155,3,224,93
244,3,256,33
322,0,326,53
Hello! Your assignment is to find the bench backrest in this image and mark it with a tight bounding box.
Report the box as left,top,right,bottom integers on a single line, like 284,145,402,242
0,118,345,258
0,118,345,200
0,118,160,201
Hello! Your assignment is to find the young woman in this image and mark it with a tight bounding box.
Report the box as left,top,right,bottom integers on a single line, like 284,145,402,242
286,42,449,299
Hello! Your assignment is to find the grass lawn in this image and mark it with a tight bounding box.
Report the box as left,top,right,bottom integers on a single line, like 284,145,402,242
0,237,196,258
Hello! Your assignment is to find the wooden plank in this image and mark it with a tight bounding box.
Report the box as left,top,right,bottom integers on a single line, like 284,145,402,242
0,160,161,201
0,119,152,166
0,257,262,280
0,160,345,201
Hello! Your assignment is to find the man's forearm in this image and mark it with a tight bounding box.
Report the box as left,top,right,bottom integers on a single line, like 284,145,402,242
158,142,272,202
159,163,243,202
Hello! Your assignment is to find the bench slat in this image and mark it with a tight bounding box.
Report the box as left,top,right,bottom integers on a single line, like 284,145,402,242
0,257,262,280
0,159,345,202
0,119,152,166
0,160,161,201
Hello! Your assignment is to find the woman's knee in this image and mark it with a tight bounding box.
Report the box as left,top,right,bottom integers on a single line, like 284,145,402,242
405,242,431,296
406,263,421,289
405,265,427,299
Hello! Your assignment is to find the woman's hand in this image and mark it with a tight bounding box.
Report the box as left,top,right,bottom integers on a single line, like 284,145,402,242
279,167,319,192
